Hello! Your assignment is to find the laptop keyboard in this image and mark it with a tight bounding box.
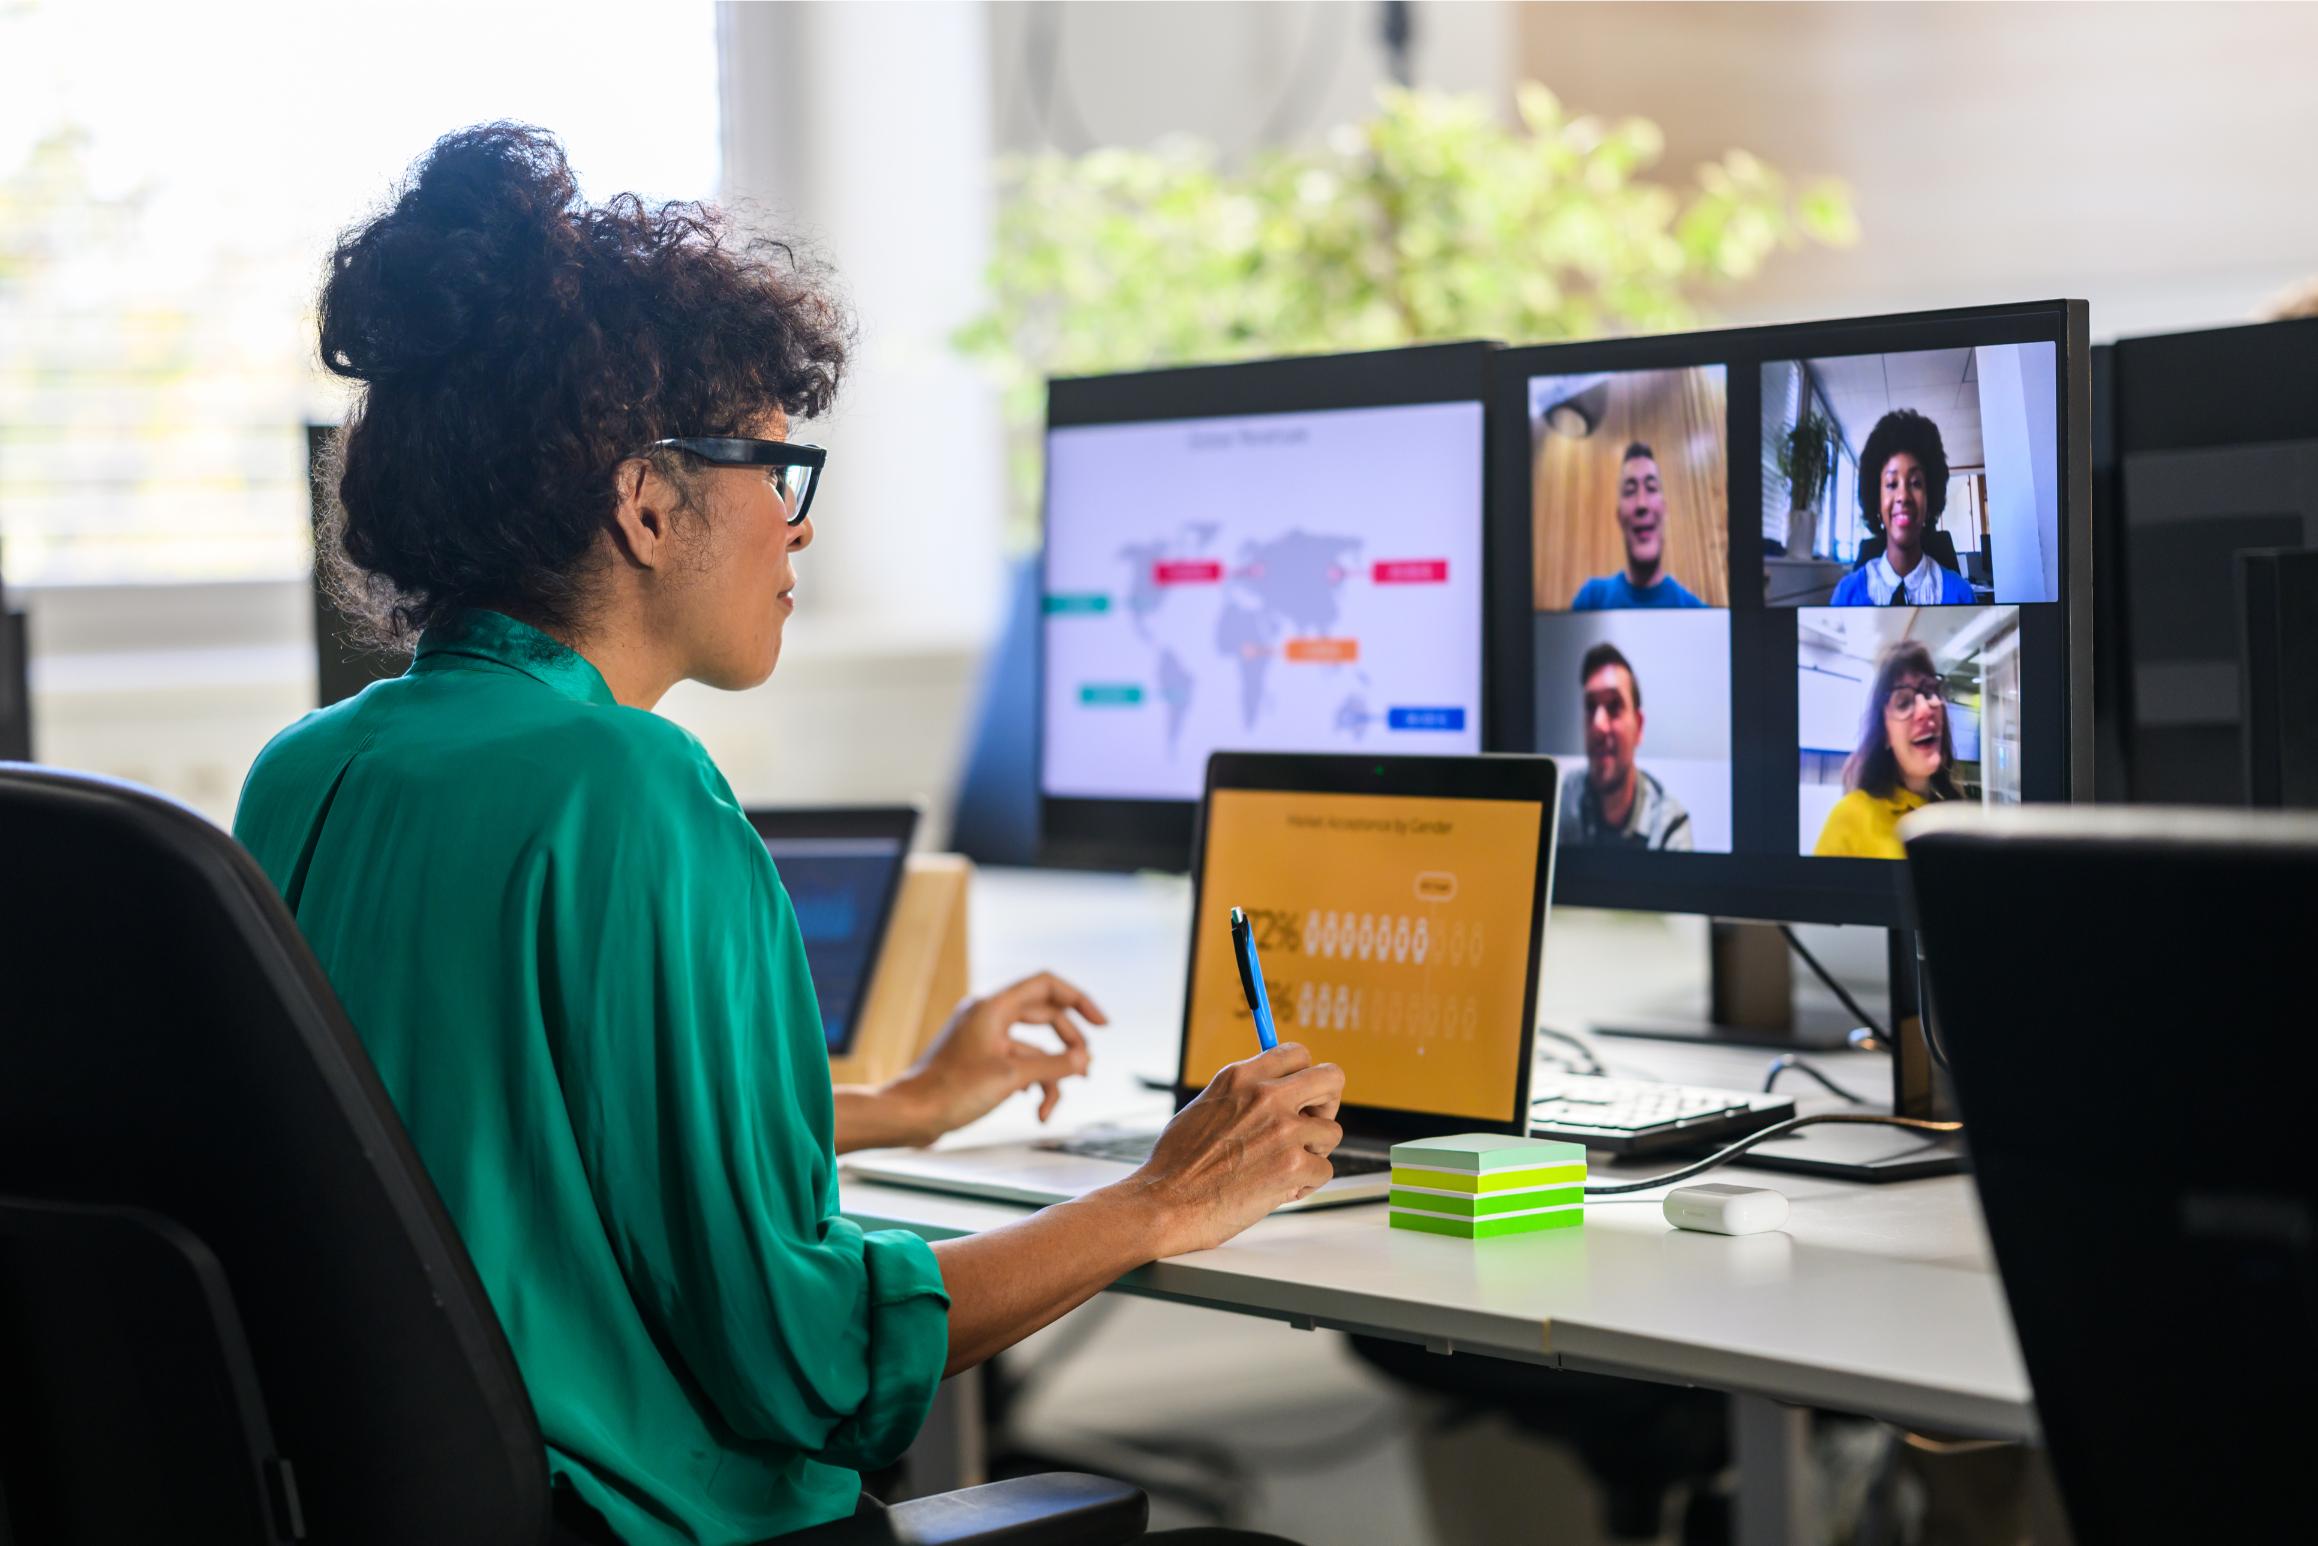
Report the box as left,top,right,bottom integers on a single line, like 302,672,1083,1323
1057,1131,1388,1176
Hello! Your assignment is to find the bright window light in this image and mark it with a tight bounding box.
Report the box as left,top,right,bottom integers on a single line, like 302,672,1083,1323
0,0,720,585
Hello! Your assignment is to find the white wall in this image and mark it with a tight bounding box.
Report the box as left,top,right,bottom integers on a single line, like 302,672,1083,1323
1517,1,2318,339
1977,343,2060,604
988,1,1514,156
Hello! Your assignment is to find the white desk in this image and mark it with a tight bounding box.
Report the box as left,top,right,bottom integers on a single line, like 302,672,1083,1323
843,869,2033,1534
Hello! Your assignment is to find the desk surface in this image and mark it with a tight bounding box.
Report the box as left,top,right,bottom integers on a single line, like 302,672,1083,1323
840,868,2032,1440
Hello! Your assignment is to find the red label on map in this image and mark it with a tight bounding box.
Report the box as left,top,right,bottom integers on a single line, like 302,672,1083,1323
1372,559,1449,584
1153,560,1225,585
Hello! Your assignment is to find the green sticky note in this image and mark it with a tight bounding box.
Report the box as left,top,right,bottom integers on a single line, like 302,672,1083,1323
1389,1207,1584,1240
1389,1186,1583,1217
1389,1163,1587,1194
1390,1134,1588,1172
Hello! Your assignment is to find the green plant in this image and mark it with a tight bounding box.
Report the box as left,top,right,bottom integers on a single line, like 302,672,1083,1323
1777,408,1836,509
955,82,1859,539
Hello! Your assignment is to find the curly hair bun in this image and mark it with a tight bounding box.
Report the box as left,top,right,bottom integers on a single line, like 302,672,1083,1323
316,121,850,650
319,123,578,384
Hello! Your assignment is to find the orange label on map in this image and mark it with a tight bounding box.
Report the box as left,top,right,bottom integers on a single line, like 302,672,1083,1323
1283,637,1359,664
1187,790,1542,1123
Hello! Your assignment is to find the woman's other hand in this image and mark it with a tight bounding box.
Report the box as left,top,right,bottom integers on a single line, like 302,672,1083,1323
886,971,1107,1143
1124,1042,1345,1257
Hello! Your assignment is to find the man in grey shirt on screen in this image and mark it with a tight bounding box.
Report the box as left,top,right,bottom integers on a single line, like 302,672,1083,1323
1560,642,1693,851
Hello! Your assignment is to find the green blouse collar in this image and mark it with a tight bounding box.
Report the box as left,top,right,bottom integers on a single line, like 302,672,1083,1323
411,610,619,708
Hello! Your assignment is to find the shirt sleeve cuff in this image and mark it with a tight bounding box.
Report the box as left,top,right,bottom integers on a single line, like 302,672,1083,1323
816,1226,951,1472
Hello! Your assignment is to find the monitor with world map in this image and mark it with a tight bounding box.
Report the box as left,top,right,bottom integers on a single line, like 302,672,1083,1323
1039,342,1495,869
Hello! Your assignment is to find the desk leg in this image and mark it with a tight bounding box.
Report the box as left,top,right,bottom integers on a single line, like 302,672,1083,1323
905,1366,987,1498
1733,1394,1813,1546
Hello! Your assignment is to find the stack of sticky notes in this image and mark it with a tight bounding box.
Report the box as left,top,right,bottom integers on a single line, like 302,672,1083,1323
1387,1134,1587,1240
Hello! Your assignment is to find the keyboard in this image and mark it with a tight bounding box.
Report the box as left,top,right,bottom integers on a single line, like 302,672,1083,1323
1057,1131,1390,1176
1530,1074,1795,1155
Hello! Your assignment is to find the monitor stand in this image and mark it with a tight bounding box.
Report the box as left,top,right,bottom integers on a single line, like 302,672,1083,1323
1732,927,1969,1183
1590,920,1861,1052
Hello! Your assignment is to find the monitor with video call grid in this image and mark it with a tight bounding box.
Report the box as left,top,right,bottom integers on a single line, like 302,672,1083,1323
1488,301,2089,927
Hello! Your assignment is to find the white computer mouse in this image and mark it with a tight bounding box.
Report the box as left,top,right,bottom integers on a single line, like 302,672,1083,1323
1663,1183,1790,1236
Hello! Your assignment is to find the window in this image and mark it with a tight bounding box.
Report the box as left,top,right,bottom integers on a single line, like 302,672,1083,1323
0,0,719,586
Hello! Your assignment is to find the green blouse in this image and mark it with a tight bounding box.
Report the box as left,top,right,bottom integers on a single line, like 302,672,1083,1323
233,610,949,1546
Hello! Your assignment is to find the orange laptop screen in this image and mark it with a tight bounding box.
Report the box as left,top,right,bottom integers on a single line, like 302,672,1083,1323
1183,788,1544,1124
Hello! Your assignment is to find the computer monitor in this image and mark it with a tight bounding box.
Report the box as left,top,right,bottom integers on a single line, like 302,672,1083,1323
2094,316,2318,804
743,804,921,1057
1038,343,1495,870
1489,301,2091,927
0,601,29,762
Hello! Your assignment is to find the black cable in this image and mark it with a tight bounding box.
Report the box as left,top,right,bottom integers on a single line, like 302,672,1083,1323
1378,0,1414,87
1763,1053,1869,1105
1778,923,1891,1044
1583,1113,1962,1196
1534,1025,1607,1076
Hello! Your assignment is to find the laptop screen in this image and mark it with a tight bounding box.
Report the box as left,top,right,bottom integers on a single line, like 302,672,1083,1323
747,805,920,1058
1182,786,1546,1126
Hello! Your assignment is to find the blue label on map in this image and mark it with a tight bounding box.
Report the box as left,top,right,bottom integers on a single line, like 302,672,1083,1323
1386,706,1466,732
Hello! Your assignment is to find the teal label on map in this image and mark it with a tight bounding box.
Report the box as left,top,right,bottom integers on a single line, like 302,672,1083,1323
1079,683,1145,706
1044,593,1111,615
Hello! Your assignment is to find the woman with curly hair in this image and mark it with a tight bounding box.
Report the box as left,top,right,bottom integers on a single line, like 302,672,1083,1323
234,124,1333,1546
1828,408,1976,606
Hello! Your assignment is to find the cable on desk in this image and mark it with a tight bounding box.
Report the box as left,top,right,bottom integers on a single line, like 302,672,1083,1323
1582,1113,1963,1195
1762,1053,1869,1105
1534,1025,1607,1076
1778,924,1891,1044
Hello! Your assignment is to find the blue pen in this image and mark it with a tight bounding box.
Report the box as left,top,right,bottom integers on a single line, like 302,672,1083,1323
1228,906,1279,1050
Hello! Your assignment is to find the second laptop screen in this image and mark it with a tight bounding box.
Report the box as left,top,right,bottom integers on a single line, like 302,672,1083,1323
1182,788,1541,1124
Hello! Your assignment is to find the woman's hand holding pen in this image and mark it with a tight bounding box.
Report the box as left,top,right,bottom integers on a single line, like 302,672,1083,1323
1124,1042,1345,1257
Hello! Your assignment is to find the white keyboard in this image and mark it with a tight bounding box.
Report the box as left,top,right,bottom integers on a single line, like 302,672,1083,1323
1531,1074,1794,1154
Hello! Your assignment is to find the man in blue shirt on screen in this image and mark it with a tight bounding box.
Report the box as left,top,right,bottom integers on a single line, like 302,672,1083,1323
1570,442,1708,610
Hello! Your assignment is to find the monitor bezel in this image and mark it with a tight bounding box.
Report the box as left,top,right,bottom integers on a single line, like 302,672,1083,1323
742,803,922,1056
1488,300,2092,927
1038,342,1499,872
1174,751,1558,1145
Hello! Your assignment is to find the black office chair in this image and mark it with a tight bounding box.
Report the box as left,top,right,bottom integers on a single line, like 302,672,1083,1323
0,764,1144,1546
1905,804,2318,1546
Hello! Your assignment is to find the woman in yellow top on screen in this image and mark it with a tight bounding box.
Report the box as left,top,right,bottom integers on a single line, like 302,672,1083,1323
1828,410,1976,607
1813,640,1961,859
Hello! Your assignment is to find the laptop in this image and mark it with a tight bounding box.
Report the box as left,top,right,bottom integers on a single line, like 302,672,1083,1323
743,804,920,1057
846,752,1560,1209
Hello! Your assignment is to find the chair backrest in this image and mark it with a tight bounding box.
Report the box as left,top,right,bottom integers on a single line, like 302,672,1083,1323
1904,805,2318,1545
0,764,547,1546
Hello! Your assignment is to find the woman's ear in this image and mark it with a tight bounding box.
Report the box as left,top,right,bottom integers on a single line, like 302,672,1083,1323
608,456,679,570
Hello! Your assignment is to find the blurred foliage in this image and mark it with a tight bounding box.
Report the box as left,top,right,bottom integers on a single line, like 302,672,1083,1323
956,83,1859,540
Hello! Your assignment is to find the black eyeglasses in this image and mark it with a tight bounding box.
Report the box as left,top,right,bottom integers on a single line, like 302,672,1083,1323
1885,679,1947,717
647,437,826,526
